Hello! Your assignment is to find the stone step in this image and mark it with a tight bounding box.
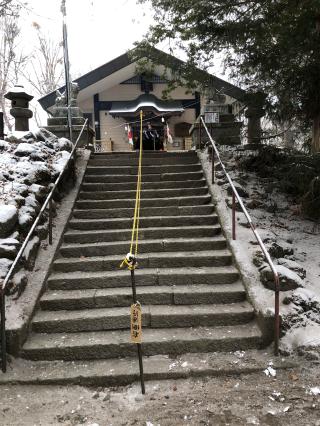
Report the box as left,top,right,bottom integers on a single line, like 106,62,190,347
85,164,202,175
47,266,239,290
22,323,263,361
68,214,218,231
89,156,200,166
18,150,263,369
75,194,212,210
78,187,208,200
32,302,254,333
83,171,204,183
72,205,214,219
93,151,197,158
53,250,232,273
64,225,222,244
59,236,227,258
0,350,296,387
40,283,246,311
81,179,206,192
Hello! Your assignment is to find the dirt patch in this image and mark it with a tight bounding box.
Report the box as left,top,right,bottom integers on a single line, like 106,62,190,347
0,361,320,425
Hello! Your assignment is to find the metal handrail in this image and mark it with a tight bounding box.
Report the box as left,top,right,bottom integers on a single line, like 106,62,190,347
0,119,88,373
200,116,280,355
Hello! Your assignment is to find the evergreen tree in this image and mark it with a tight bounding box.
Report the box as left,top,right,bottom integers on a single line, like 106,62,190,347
139,0,320,152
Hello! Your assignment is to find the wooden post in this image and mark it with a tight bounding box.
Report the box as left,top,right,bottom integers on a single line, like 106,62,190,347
130,267,145,394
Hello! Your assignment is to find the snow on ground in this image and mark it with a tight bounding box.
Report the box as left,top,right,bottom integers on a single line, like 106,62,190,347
202,146,320,353
0,128,72,287
281,323,320,351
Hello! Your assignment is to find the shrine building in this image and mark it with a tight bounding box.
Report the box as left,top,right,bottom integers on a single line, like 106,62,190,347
38,47,263,151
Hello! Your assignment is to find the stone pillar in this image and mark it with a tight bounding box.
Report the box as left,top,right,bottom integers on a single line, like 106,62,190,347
45,83,94,146
4,85,33,131
312,113,320,153
244,92,266,144
245,106,265,144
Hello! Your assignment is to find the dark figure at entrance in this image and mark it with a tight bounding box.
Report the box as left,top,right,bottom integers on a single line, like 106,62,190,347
134,122,164,151
142,122,163,150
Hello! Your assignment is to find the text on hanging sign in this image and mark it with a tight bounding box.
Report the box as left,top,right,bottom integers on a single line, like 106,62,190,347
131,302,142,343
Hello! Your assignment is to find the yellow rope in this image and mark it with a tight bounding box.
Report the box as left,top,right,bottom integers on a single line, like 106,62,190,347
120,110,143,270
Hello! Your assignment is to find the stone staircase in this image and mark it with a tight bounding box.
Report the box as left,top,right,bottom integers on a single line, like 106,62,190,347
22,151,262,368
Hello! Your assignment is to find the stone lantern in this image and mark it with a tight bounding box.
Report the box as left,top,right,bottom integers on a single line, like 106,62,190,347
4,85,33,131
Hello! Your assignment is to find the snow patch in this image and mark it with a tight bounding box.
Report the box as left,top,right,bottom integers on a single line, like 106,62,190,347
0,258,13,278
53,150,71,174
0,205,17,223
263,366,276,377
307,387,320,396
0,140,9,150
281,323,320,351
14,143,37,156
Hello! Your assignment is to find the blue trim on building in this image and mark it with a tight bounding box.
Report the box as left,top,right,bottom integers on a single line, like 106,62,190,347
93,93,101,140
195,92,201,117
98,101,113,110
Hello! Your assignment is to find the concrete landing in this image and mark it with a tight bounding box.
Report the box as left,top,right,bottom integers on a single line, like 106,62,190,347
0,350,296,387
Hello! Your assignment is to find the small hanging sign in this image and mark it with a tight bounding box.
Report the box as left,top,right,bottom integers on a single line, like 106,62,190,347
130,302,142,343
205,112,220,123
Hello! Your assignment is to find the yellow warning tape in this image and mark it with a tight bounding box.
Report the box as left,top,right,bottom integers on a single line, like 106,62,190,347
120,110,143,270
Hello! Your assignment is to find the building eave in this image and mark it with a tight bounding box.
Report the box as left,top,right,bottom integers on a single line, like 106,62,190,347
38,46,246,110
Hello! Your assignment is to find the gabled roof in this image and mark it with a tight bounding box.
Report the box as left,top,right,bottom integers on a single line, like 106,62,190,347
38,46,246,110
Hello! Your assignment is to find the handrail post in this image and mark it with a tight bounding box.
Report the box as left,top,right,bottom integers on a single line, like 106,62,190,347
48,199,53,245
0,118,88,375
198,116,201,150
232,192,236,240
200,115,281,355
274,275,280,355
87,120,90,146
212,150,215,184
1,288,6,373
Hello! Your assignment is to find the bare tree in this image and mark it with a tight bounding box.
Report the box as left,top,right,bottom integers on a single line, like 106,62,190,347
23,22,64,97
0,4,28,131
0,0,15,16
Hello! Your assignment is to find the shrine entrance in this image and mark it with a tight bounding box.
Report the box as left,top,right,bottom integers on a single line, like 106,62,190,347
130,114,165,151
109,95,185,151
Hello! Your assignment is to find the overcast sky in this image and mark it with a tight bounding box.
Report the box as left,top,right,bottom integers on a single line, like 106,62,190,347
20,0,225,78
15,0,226,128
21,0,161,77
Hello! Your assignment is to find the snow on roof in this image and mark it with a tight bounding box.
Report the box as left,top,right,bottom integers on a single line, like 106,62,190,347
109,94,184,114
110,101,184,114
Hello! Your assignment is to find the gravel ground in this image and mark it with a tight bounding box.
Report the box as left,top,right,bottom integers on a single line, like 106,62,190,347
0,360,320,426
